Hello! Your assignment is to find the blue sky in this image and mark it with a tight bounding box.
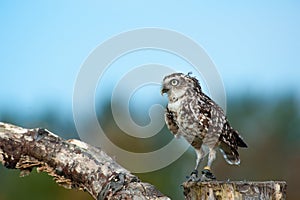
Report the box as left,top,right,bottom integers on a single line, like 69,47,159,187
0,1,299,115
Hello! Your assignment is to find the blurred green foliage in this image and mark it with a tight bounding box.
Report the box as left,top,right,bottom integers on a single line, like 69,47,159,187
0,94,299,199
0,166,92,200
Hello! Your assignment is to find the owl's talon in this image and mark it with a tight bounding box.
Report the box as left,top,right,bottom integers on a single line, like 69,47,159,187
186,174,198,182
186,170,199,182
201,169,216,181
191,169,198,175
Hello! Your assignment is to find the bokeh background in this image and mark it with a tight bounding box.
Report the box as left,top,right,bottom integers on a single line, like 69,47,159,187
0,1,299,200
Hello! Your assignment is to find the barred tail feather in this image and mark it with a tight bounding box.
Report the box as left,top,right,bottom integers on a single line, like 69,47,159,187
236,133,248,148
219,141,240,165
219,126,247,165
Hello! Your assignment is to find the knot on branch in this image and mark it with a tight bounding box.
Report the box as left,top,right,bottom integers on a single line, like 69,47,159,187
99,172,126,199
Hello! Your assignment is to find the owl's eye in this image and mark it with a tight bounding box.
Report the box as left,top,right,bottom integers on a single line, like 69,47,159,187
170,79,179,86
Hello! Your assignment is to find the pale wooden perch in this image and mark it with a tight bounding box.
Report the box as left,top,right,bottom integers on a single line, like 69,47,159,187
0,122,170,200
182,178,287,199
0,122,287,200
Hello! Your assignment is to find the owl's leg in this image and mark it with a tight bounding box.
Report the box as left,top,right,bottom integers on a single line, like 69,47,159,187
207,148,216,169
201,148,216,181
195,148,206,171
186,148,206,182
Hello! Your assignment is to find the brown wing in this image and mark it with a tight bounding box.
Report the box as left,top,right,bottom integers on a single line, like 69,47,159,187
189,94,223,137
189,93,228,147
164,107,179,135
198,93,247,164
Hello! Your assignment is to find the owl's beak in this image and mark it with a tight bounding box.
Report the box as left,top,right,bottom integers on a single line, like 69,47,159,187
161,86,169,95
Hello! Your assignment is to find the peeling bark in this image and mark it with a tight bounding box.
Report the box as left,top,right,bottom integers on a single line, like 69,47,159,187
0,122,170,200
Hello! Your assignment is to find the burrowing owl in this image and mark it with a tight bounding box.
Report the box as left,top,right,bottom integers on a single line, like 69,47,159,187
161,72,247,180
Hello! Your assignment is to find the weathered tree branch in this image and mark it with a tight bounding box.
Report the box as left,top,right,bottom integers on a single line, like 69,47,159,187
0,122,170,200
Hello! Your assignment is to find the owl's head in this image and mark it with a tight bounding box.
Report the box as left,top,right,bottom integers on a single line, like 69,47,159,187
161,72,201,100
